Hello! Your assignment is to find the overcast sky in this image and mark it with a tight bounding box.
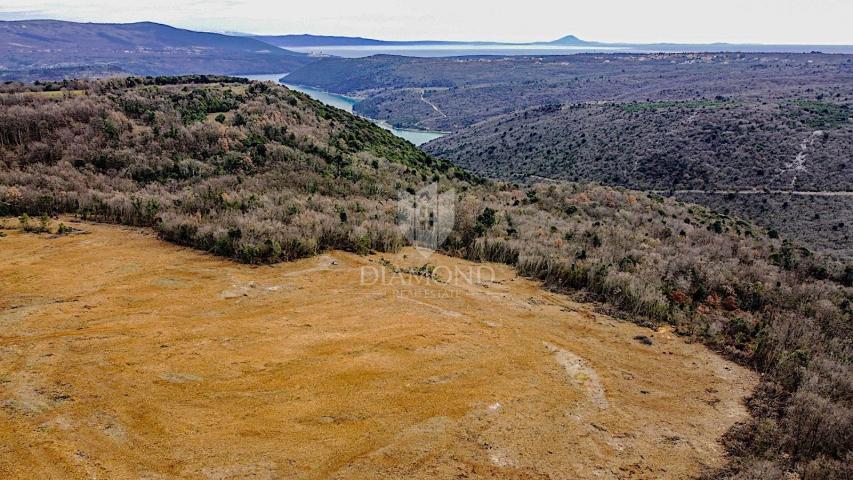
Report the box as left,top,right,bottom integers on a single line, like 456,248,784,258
1,0,852,44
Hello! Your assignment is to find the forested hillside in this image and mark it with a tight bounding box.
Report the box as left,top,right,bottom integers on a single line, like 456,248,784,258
284,53,853,130
0,76,467,262
426,101,852,190
1,77,851,480
0,20,311,81
424,99,853,257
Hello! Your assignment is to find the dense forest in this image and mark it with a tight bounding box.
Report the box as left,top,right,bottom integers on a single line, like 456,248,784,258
1,77,851,479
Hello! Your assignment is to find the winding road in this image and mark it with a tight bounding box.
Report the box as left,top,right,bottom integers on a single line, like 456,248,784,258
420,89,448,119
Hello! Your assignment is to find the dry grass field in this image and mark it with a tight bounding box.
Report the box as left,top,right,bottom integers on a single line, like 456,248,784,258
0,220,756,479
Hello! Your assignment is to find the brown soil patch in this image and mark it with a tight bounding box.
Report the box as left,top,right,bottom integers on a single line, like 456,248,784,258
0,220,757,479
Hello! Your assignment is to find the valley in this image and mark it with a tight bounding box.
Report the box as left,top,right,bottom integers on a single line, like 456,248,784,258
240,73,446,145
0,0,852,476
420,99,853,256
1,74,850,480
282,53,853,257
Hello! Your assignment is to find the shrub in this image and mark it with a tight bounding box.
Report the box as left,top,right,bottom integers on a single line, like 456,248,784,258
18,213,50,233
474,207,497,236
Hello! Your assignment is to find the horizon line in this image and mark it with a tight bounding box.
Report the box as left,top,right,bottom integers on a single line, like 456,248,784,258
2,17,853,47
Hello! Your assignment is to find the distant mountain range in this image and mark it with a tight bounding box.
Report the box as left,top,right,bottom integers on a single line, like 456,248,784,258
3,20,853,82
252,32,853,53
252,34,472,48
253,33,598,49
0,20,311,81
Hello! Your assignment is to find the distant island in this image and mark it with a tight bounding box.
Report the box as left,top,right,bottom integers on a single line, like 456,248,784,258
252,32,853,54
254,33,599,49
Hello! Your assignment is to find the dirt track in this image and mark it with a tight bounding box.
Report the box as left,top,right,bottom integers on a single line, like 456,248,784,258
0,220,756,479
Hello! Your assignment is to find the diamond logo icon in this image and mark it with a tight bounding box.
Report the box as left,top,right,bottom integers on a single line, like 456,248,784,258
397,183,456,258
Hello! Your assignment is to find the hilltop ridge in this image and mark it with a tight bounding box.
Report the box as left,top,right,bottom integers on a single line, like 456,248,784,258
0,20,311,81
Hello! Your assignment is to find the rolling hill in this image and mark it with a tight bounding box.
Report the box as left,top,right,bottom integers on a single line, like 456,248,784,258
423,99,853,257
424,100,853,192
0,75,850,480
0,20,312,80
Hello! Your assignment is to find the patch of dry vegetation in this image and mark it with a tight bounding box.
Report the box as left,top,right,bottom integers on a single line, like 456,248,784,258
1,77,851,479
0,224,757,479
448,183,852,479
0,76,471,262
426,101,853,192
425,99,853,258
677,192,853,259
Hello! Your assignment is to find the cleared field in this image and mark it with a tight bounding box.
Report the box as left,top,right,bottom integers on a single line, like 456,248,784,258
0,220,756,479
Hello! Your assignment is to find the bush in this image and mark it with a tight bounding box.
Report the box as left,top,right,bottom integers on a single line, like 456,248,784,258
18,213,51,233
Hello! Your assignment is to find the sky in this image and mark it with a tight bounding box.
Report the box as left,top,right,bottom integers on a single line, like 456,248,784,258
1,0,852,45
